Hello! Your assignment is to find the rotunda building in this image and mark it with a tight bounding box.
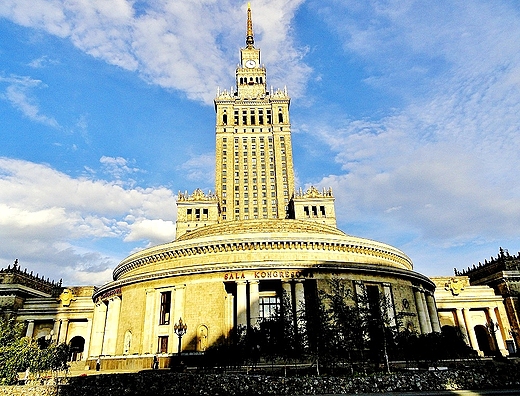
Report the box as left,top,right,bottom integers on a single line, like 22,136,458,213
91,219,438,358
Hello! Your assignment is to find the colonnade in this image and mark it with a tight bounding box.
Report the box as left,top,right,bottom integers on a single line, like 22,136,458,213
24,316,93,359
89,295,121,356
413,287,441,334
454,306,508,355
234,279,306,332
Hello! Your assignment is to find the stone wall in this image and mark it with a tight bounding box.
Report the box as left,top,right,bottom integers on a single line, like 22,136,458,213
3,363,520,396
51,364,520,395
0,385,58,396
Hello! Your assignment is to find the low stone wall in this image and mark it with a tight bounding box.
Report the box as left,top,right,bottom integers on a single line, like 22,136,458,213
0,385,58,396
57,364,520,396
3,363,520,396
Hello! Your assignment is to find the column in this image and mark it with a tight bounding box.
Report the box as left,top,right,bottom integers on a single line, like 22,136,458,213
52,320,61,344
455,308,470,346
382,283,396,328
102,296,121,356
173,285,186,353
89,302,107,357
282,280,293,312
58,319,69,344
25,320,35,338
236,281,248,328
354,281,366,307
414,288,428,334
420,292,432,333
462,308,479,352
173,285,186,327
225,293,234,338
426,293,441,333
294,280,306,336
488,307,507,355
294,280,305,312
82,319,93,361
142,288,156,354
249,280,260,328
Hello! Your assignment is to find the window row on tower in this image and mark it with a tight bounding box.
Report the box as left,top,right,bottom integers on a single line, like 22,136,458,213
221,108,286,126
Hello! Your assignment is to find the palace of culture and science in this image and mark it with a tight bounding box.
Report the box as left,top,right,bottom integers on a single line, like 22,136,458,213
0,5,516,368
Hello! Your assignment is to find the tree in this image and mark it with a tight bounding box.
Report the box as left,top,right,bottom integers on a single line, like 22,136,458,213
0,317,70,385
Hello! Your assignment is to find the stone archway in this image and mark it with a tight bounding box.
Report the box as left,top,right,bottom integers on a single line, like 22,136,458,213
474,325,493,356
69,336,85,361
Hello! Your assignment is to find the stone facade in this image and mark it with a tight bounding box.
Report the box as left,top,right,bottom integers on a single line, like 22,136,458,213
432,275,514,356
455,248,520,352
0,261,95,361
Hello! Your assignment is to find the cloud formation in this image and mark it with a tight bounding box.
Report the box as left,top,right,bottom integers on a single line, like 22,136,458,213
0,75,60,127
303,0,520,272
0,157,177,284
0,0,309,104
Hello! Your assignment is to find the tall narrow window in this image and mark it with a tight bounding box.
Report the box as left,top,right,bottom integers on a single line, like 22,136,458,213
278,112,283,123
159,291,171,325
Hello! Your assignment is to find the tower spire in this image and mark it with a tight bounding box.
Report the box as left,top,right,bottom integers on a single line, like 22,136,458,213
246,2,254,48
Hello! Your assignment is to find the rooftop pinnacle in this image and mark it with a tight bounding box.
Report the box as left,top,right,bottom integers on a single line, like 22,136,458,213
246,3,254,48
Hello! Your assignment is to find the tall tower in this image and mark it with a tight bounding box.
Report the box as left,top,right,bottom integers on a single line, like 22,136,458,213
214,4,295,221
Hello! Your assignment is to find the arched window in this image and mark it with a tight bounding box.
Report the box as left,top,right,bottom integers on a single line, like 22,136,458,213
223,113,228,125
278,112,283,123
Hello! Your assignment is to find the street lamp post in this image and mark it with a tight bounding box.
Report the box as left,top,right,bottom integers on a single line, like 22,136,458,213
174,317,188,355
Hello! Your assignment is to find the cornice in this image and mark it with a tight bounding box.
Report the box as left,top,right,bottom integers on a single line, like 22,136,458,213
95,260,431,302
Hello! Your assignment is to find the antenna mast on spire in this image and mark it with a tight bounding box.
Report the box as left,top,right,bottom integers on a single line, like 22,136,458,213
246,3,254,48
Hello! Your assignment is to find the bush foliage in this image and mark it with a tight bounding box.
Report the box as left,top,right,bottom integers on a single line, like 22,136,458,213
0,317,70,384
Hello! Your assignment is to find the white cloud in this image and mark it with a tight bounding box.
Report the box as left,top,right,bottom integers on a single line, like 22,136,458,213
0,157,177,284
28,55,59,68
0,0,310,104
178,153,215,185
125,218,176,245
299,0,520,272
0,74,59,127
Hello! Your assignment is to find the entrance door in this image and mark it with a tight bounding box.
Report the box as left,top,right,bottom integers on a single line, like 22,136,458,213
69,336,85,361
474,325,493,356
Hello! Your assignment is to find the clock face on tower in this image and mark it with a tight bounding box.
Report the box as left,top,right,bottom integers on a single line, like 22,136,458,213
245,59,256,68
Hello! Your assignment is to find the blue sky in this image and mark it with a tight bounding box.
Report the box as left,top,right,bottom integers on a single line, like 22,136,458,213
1,0,520,285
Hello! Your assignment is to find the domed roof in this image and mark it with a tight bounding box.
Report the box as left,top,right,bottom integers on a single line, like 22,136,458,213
176,219,347,241
111,219,414,282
